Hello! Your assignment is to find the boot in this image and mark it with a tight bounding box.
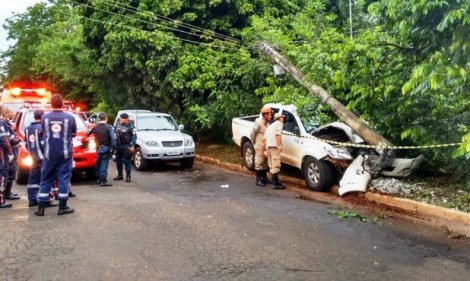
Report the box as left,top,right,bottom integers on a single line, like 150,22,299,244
4,181,20,200
0,192,12,208
255,170,265,186
125,171,131,182
34,202,46,216
272,174,285,190
114,169,123,180
57,200,74,216
261,170,272,184
100,178,112,186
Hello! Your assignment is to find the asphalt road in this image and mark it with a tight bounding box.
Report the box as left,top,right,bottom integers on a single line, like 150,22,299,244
0,162,469,281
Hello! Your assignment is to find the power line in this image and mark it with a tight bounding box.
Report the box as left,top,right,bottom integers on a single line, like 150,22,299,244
100,0,243,45
69,0,241,48
57,7,240,51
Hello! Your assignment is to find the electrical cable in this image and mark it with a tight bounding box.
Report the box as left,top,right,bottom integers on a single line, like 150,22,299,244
99,0,242,44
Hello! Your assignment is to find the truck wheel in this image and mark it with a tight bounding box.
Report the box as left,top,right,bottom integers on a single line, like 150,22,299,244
302,156,334,192
16,167,29,185
242,141,255,171
180,157,194,169
134,147,148,171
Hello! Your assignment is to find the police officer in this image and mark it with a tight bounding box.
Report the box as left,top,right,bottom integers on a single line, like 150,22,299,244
1,107,21,201
250,105,272,186
35,94,77,216
114,113,136,182
0,106,14,208
87,113,116,186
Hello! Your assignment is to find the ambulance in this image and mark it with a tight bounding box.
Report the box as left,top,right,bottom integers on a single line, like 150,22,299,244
0,85,52,112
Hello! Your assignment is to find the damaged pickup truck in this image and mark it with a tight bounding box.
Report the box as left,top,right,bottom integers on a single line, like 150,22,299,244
232,103,424,195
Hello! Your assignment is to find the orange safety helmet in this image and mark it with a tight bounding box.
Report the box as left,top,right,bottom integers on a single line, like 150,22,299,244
260,105,272,114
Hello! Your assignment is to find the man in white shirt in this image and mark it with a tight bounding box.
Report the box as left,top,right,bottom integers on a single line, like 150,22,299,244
264,113,285,189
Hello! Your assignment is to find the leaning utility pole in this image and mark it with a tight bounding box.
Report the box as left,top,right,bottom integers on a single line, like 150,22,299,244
257,41,393,147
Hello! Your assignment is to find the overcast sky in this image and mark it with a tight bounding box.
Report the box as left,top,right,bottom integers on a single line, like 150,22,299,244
0,0,45,52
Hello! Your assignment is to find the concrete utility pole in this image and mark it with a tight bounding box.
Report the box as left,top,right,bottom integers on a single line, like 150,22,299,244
257,41,393,147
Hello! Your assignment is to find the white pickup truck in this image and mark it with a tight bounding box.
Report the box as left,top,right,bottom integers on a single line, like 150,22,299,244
232,103,424,194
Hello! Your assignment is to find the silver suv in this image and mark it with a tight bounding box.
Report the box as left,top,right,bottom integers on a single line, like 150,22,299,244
114,110,196,170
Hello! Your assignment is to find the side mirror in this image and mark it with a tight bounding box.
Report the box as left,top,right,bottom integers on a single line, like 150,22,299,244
293,127,300,135
178,124,184,131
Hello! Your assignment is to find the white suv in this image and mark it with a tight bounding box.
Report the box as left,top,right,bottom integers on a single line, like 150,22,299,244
114,110,196,170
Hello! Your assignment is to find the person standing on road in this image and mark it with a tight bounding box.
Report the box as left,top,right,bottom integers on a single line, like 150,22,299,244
87,113,116,186
1,107,21,201
35,94,77,216
114,113,136,183
24,109,58,208
250,105,272,186
264,112,285,190
0,106,14,208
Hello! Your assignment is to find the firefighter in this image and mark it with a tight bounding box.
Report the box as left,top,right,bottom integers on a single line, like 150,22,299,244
24,109,58,207
264,113,286,189
250,105,272,186
0,106,14,208
113,113,136,182
35,94,76,216
1,107,21,201
86,113,116,186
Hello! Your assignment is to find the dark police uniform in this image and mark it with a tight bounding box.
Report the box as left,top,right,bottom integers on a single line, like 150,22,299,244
87,121,116,185
2,119,21,200
0,120,13,208
114,119,136,182
37,110,76,211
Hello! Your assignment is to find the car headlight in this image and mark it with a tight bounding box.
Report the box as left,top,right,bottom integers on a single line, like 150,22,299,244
145,141,159,147
22,155,33,167
88,139,97,150
325,147,353,160
184,138,194,146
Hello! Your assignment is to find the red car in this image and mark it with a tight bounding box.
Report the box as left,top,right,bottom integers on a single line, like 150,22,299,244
11,106,97,184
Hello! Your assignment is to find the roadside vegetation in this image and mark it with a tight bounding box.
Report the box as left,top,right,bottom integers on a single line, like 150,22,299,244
1,0,469,187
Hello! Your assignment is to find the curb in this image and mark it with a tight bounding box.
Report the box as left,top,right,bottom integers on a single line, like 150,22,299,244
195,154,470,237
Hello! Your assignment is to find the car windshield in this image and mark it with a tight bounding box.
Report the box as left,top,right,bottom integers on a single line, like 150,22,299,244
136,115,178,131
23,111,87,131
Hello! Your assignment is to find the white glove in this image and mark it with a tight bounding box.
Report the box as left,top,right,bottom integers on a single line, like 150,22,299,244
8,154,14,163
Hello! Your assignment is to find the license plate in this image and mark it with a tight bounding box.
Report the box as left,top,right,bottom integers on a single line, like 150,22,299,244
167,150,180,156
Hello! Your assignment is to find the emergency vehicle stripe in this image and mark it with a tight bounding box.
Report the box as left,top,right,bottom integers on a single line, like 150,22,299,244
44,118,50,158
63,119,69,158
34,128,44,160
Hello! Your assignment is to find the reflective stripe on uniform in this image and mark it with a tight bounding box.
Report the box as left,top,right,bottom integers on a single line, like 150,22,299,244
38,192,50,198
27,184,40,189
35,128,44,160
58,193,69,199
44,118,50,158
63,119,69,158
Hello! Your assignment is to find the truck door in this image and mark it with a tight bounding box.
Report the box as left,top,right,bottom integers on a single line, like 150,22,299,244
280,110,302,168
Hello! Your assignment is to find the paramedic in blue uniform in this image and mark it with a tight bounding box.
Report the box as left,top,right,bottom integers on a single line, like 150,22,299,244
113,113,136,182
1,107,21,201
0,105,14,208
86,113,116,186
24,109,58,207
35,94,77,216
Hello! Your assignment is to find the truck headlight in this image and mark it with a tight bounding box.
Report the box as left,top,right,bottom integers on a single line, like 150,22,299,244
185,138,194,146
326,147,353,160
145,141,159,147
88,139,97,150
